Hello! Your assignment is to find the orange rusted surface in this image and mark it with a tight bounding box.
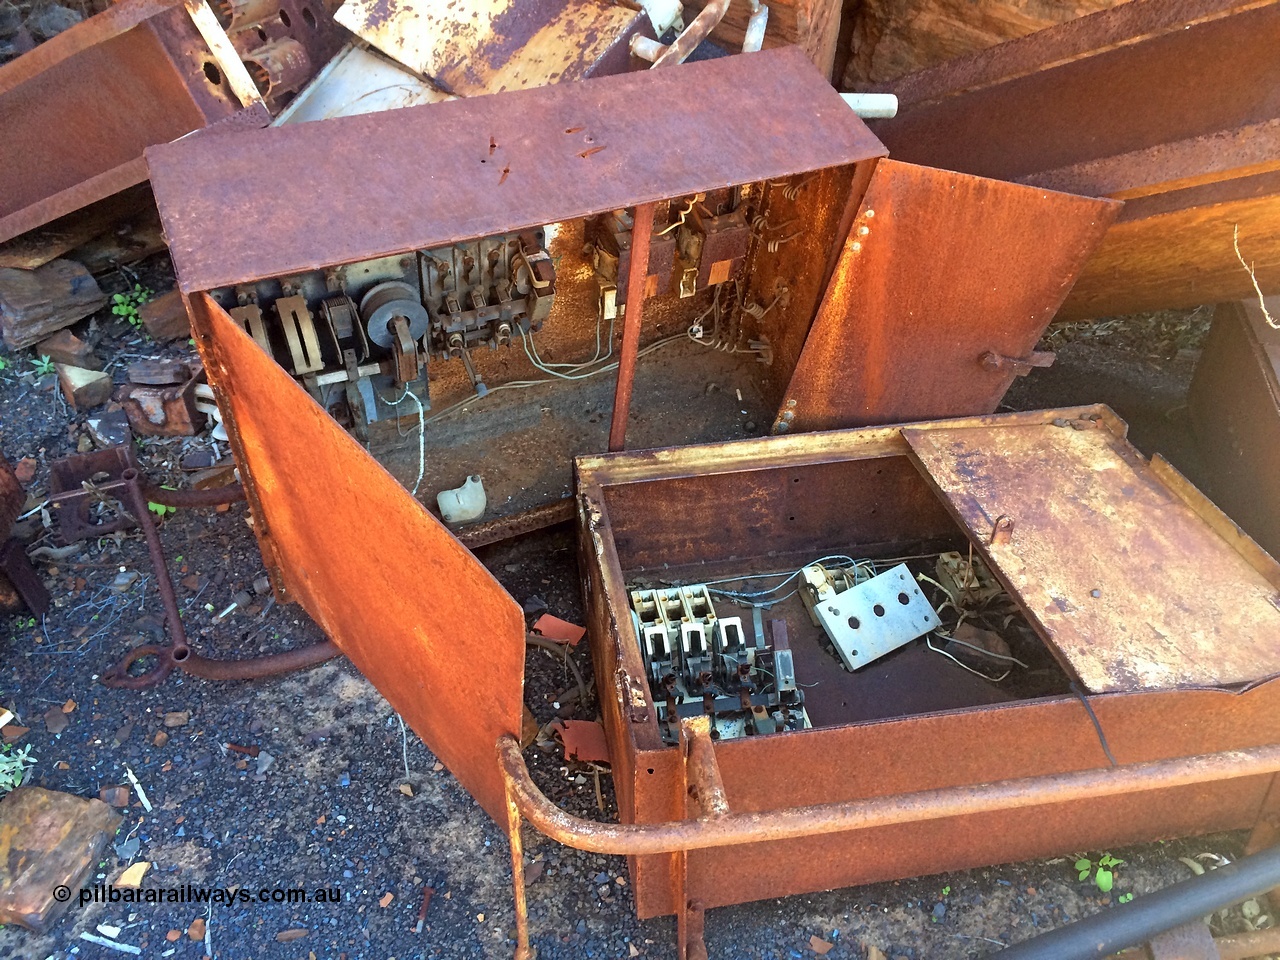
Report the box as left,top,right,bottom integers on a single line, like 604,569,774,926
902,416,1280,692
334,0,649,96
776,160,1120,432
194,293,525,819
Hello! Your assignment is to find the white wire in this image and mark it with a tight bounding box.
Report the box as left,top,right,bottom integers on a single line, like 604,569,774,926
386,386,425,496
934,633,1029,668
926,636,1011,682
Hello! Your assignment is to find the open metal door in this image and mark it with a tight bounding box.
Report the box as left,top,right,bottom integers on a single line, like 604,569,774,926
775,160,1121,432
901,413,1280,694
193,293,525,820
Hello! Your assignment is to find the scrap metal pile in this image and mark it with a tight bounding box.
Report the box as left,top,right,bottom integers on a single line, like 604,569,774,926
1,1,1279,958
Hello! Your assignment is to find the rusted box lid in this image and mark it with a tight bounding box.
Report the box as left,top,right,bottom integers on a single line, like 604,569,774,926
903,411,1280,693
146,46,886,294
195,293,526,820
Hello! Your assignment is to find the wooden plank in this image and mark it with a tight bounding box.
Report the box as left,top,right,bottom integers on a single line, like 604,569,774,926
902,419,1280,693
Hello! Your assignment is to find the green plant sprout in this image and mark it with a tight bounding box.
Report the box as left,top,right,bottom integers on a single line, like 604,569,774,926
941,886,951,896
0,743,36,793
0,356,8,372
1118,893,1133,904
148,501,176,518
112,284,153,327
30,355,55,377
1076,854,1125,892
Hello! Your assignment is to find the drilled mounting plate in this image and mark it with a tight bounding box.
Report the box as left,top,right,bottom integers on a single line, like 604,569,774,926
814,563,940,671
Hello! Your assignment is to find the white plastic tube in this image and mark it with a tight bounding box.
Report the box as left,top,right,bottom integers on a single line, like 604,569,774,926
840,92,899,119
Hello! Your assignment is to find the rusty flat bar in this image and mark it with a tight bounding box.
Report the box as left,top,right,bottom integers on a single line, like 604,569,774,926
498,737,1280,856
608,201,655,452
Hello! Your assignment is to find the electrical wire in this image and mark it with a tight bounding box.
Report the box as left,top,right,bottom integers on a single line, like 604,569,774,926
385,386,426,496
926,636,1011,682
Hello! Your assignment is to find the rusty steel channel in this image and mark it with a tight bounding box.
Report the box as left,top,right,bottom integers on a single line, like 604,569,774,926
0,0,340,244
867,0,1280,318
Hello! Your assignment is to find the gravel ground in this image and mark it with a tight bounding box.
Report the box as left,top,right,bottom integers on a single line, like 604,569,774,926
0,261,1269,959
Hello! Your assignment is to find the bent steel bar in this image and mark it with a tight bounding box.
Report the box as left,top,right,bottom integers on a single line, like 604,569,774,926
498,737,1280,855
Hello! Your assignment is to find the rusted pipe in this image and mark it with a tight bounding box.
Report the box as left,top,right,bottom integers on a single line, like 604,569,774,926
629,34,666,62
101,639,340,688
139,481,246,509
681,717,729,819
99,469,337,689
497,737,1280,856
121,469,189,660
608,202,656,452
652,0,730,68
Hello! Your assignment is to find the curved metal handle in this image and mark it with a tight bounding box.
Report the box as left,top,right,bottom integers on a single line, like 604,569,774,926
499,736,1280,856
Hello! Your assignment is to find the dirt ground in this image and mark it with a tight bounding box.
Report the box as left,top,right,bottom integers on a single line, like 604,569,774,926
0,260,1269,960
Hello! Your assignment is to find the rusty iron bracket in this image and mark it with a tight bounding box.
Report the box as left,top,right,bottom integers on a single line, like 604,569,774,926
989,514,1015,546
980,349,1056,376
45,451,335,687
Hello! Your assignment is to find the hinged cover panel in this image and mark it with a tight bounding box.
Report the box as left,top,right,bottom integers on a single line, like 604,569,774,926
196,293,525,819
148,47,885,294
777,160,1120,431
902,415,1280,693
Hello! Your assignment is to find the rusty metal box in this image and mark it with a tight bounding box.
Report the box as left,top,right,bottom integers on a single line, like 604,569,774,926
0,0,343,244
148,47,1117,554
182,281,1280,956
571,405,1280,949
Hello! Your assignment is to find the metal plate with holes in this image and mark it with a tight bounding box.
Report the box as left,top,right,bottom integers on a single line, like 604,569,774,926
813,563,939,671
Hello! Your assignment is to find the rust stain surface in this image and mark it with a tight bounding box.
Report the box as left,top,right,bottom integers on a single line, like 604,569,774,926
338,0,643,96
778,160,1119,431
147,47,886,293
903,417,1280,692
196,294,525,820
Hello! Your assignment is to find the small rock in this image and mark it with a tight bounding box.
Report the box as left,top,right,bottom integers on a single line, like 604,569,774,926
522,594,548,616
163,711,189,728
153,730,169,747
13,457,36,484
138,290,190,342
43,706,68,735
56,362,113,411
111,571,139,593
931,902,946,921
165,930,181,943
255,750,274,776
86,409,132,448
187,917,205,940
114,836,140,860
27,4,81,39
275,929,308,943
99,785,131,808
